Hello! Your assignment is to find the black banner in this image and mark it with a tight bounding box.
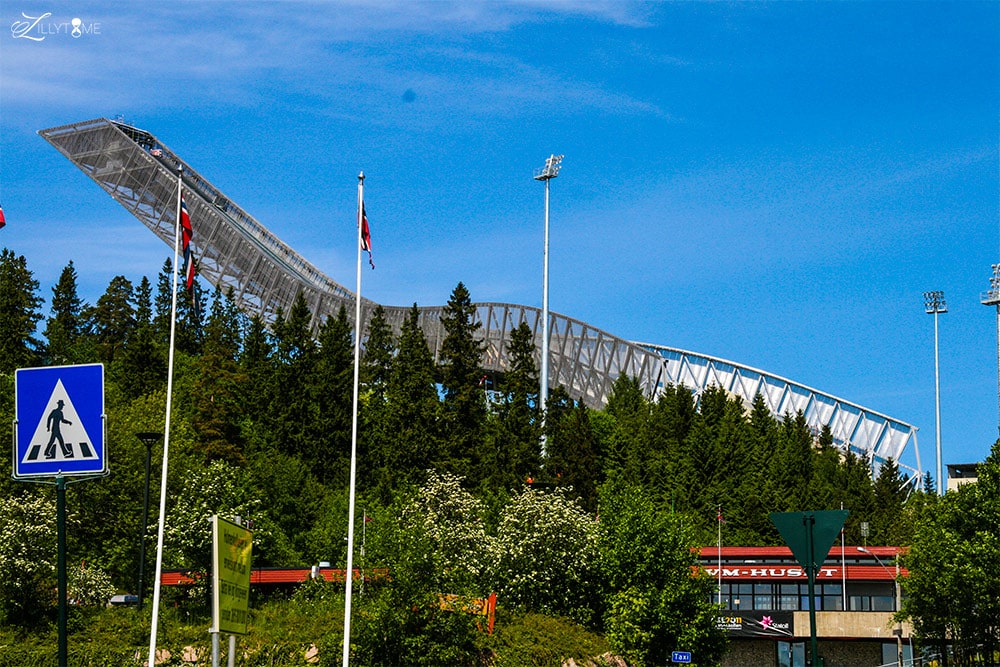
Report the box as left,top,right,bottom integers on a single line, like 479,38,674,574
717,611,794,637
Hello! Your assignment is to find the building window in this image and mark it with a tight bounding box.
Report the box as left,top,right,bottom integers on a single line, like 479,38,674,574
716,581,882,612
822,584,843,611
754,583,774,610
850,594,897,612
778,584,798,610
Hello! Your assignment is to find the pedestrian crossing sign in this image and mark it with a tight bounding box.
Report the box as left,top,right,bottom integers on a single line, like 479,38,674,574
13,364,106,479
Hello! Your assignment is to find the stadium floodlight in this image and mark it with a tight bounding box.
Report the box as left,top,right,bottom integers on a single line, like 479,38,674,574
534,155,563,453
923,291,947,495
534,154,564,182
981,265,1000,434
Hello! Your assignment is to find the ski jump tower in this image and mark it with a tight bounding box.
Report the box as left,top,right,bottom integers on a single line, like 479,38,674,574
40,117,921,477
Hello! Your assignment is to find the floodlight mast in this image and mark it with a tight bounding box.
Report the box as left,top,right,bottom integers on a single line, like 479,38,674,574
534,154,563,453
981,265,1000,435
923,290,947,496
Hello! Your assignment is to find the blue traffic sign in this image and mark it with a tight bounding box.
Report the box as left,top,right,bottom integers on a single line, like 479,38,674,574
14,364,106,479
672,651,692,664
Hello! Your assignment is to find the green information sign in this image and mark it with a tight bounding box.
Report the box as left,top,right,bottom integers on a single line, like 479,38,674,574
212,515,253,636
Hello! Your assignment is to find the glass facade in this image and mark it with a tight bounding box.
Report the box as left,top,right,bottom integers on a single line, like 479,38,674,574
716,582,895,612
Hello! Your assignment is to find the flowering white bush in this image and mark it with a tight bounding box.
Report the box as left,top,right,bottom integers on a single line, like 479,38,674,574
401,470,488,588
163,459,263,570
68,561,115,606
0,492,58,622
485,486,600,624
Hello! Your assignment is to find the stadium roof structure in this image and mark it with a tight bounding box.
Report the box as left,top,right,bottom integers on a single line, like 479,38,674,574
39,117,922,478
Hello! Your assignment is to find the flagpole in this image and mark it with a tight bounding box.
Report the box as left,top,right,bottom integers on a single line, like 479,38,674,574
148,166,184,666
342,172,365,667
717,505,722,607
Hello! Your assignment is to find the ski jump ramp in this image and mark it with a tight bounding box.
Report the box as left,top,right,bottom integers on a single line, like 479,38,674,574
40,118,921,476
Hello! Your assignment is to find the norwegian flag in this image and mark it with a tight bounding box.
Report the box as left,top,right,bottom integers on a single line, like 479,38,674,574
360,202,374,269
180,193,195,291
0,204,5,230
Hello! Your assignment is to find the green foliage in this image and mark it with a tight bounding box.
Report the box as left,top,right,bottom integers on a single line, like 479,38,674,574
43,261,87,366
67,561,116,607
439,282,487,480
7,250,987,663
598,481,728,667
352,473,485,666
901,440,1000,665
486,486,600,625
163,459,264,572
486,612,611,667
0,248,44,373
0,490,58,626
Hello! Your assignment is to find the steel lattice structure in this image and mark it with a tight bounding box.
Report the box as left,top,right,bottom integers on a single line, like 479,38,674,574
40,117,920,475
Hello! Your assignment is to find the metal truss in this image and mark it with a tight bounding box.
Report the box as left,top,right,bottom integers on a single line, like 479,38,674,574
39,118,364,329
39,118,920,477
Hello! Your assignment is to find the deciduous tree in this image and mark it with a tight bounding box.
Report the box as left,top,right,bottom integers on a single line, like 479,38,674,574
599,481,728,667
901,440,1000,665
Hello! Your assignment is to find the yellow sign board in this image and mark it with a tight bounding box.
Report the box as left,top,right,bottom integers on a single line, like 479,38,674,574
212,515,253,635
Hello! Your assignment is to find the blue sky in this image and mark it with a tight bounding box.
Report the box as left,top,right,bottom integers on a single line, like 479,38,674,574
1,1,997,478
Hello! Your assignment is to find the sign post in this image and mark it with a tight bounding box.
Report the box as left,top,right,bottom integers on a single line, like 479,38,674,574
211,515,253,667
12,364,106,667
770,510,849,667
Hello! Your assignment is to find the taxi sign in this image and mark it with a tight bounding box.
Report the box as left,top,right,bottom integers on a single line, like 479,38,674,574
14,364,106,479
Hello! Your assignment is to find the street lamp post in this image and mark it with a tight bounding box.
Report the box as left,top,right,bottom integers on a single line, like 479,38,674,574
923,291,947,496
136,431,162,611
534,154,563,452
859,547,903,667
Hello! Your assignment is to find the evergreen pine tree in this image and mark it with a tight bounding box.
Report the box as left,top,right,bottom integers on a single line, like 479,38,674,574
85,275,135,367
545,389,601,512
438,282,486,481
312,305,354,485
361,304,394,400
0,249,44,373
43,261,86,365
482,321,540,489
359,304,395,494
240,312,274,419
119,276,166,399
153,258,173,345
602,375,651,482
385,304,441,487
268,293,319,460
191,285,247,464
871,458,911,545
